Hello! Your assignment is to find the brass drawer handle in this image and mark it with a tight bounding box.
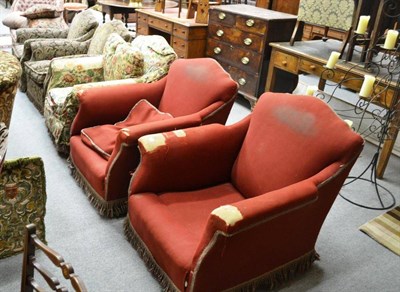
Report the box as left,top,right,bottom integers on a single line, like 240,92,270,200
241,57,250,65
218,12,226,20
246,19,255,27
238,78,247,86
214,47,222,54
243,38,252,46
216,29,224,37
310,65,316,70
282,60,287,66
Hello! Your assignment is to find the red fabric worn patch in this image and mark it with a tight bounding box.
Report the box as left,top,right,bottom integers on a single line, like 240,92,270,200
81,99,173,159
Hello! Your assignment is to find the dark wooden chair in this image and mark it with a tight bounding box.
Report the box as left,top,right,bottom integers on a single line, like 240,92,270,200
21,224,87,292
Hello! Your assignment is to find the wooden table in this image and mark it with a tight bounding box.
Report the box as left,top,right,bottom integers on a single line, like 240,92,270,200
98,0,177,27
265,39,399,178
136,8,208,59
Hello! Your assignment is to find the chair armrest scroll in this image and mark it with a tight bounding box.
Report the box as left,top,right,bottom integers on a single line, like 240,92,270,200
129,117,250,194
70,78,167,135
16,28,69,43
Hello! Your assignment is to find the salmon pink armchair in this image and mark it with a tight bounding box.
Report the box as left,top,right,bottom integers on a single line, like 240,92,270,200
124,92,364,291
69,58,238,218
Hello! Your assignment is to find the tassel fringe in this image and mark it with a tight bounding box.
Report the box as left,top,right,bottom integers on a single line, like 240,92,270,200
124,218,319,292
69,160,127,218
124,218,179,292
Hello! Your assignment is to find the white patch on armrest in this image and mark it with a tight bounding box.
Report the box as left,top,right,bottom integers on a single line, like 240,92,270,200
173,129,186,137
211,205,243,226
139,133,166,152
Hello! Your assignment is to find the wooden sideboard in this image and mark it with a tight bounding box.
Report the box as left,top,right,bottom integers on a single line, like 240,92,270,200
136,8,208,59
206,4,297,107
265,40,399,178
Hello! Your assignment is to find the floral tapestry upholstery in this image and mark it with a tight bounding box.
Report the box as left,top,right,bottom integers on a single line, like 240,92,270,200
28,17,69,29
87,20,131,55
0,157,46,259
11,0,64,12
21,4,63,19
44,35,177,154
0,51,22,128
298,0,355,31
103,33,144,81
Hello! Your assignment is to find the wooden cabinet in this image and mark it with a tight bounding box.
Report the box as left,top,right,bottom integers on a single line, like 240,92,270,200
206,4,297,106
136,8,208,59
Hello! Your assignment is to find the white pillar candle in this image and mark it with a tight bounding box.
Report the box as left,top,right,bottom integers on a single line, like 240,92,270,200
344,119,354,128
383,29,399,50
355,15,370,34
326,51,341,69
305,85,318,96
359,75,376,97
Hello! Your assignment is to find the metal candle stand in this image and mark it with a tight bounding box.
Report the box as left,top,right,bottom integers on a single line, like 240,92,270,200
314,14,399,210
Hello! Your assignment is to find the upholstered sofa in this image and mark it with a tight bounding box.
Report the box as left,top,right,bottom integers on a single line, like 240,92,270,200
44,35,177,154
3,0,67,55
124,92,364,291
23,19,131,114
0,51,22,128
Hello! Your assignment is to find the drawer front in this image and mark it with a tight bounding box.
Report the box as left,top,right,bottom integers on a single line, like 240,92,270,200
148,16,173,33
272,50,298,73
236,15,267,35
209,9,235,26
136,24,149,36
220,62,258,96
207,39,262,73
298,59,324,75
172,37,188,53
173,24,207,40
174,48,187,59
208,24,264,53
137,13,148,23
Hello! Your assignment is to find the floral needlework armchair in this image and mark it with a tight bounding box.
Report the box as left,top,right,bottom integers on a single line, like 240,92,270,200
44,35,178,154
23,20,131,114
124,93,364,291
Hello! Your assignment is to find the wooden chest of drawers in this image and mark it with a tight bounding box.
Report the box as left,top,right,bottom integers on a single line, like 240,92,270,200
137,8,208,59
206,4,297,106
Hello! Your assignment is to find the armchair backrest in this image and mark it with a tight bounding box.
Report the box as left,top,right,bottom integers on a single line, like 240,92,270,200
231,93,364,198
158,58,238,118
67,9,99,41
11,0,64,12
87,20,131,55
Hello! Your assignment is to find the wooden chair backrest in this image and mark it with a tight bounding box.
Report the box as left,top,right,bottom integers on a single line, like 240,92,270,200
21,224,87,292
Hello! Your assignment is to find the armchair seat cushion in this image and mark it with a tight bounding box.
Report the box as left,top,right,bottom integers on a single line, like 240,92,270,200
127,182,245,289
80,100,173,159
24,60,51,84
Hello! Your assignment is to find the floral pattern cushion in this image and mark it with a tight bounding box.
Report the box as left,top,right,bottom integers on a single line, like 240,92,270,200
103,33,144,81
67,9,99,40
21,4,63,19
47,55,104,90
87,20,131,55
11,0,64,12
298,0,354,31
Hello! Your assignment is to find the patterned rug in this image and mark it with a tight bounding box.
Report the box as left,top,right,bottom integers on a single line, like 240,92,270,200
0,157,46,259
360,206,400,256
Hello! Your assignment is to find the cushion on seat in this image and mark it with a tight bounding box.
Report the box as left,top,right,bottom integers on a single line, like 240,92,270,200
103,33,144,81
21,4,63,19
28,16,68,29
24,60,52,84
128,182,245,289
81,99,173,159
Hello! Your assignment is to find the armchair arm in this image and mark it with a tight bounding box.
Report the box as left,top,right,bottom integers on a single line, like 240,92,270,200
30,39,91,61
45,55,104,91
16,28,69,43
128,117,250,194
70,78,168,135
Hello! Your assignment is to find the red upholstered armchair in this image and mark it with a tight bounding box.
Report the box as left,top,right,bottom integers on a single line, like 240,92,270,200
69,58,238,218
124,93,364,291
